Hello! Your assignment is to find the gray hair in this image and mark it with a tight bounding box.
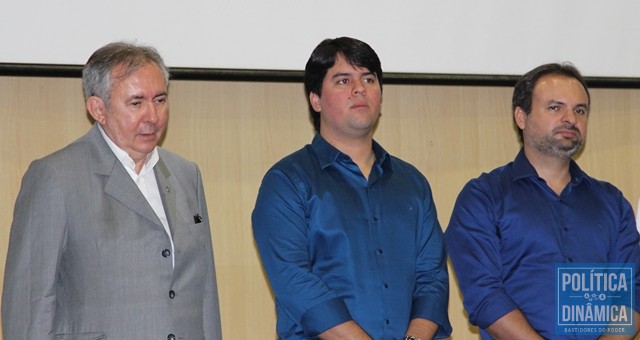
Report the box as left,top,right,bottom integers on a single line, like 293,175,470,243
82,41,170,104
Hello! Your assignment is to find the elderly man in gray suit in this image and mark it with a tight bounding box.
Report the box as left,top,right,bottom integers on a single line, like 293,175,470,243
2,42,222,339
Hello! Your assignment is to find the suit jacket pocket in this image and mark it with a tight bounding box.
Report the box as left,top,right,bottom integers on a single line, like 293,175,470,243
185,221,210,235
55,332,105,340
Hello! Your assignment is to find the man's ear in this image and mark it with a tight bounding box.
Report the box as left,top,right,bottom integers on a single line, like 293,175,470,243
309,92,321,113
86,96,106,124
514,106,527,130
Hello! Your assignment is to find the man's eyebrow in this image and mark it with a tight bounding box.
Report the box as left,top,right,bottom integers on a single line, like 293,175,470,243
331,72,352,79
128,91,168,100
548,99,589,109
331,71,375,79
575,103,589,110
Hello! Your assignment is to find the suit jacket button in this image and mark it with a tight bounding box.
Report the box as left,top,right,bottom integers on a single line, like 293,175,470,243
162,249,171,258
169,290,176,299
167,334,176,340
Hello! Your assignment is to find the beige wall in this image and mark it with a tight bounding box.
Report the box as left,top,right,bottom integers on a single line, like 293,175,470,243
1,76,640,339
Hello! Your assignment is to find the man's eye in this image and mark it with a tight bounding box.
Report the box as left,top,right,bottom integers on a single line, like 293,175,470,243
337,79,348,85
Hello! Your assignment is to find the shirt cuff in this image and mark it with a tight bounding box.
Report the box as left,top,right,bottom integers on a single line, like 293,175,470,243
300,297,352,338
411,294,452,338
469,289,519,329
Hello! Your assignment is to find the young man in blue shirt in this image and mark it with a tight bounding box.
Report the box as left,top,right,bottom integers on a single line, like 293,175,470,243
445,63,640,339
252,37,451,340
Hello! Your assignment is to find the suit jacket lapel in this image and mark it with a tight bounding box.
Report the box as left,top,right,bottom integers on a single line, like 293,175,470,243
104,166,163,227
88,124,164,228
155,158,177,237
155,155,195,238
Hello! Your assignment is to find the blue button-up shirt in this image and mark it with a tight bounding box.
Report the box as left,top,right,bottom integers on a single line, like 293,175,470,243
445,149,640,339
252,134,451,339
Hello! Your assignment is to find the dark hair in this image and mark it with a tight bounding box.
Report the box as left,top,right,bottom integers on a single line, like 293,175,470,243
512,63,590,143
82,41,169,105
304,37,383,132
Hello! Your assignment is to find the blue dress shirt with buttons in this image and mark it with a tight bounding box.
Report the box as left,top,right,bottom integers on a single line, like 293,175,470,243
252,134,451,339
445,149,640,339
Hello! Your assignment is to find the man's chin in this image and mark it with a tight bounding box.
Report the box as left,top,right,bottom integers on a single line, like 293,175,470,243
557,144,583,158
134,142,160,155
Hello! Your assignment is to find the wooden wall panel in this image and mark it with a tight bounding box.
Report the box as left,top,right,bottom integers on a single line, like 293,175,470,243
1,76,639,339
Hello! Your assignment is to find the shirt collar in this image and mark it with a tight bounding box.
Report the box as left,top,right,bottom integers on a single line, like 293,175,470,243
512,148,589,186
97,124,159,175
310,133,392,171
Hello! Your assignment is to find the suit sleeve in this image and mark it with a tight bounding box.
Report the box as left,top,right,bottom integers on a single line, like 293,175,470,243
2,160,67,339
195,165,223,340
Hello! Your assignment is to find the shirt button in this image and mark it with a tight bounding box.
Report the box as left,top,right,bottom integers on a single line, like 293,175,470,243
169,290,176,299
378,248,384,254
562,226,569,231
168,334,176,340
372,216,378,221
162,249,171,258
385,319,390,324
568,257,574,262
384,283,389,288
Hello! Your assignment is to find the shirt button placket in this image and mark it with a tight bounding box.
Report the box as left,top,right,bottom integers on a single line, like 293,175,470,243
560,223,572,262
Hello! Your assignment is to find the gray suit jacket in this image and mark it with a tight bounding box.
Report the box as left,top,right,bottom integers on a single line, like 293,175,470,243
2,124,222,339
